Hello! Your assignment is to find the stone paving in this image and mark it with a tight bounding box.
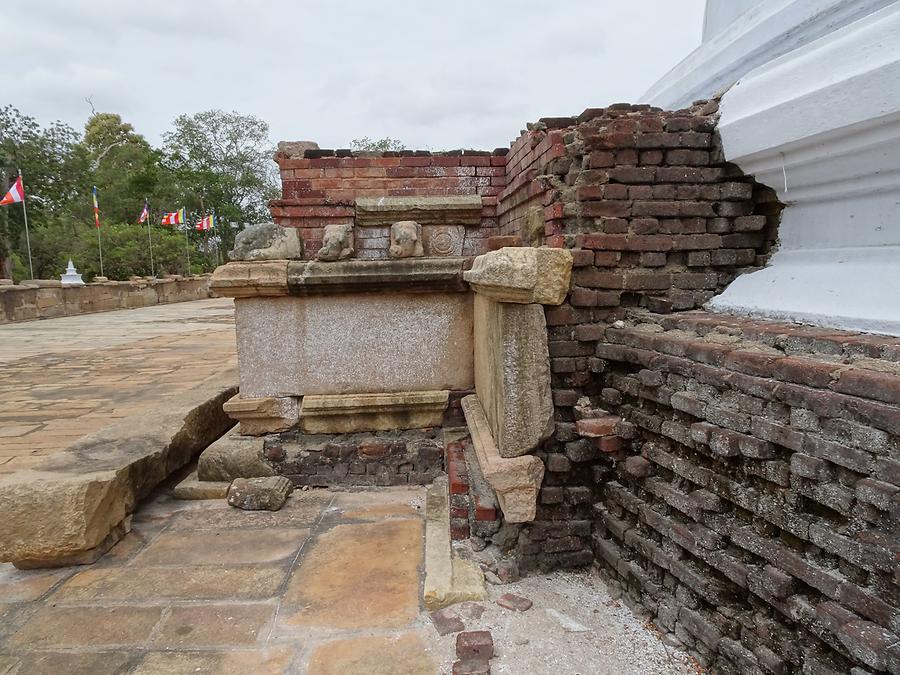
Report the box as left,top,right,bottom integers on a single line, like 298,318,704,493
0,298,236,475
0,484,696,674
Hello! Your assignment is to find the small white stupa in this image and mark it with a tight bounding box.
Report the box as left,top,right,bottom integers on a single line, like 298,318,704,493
60,259,85,286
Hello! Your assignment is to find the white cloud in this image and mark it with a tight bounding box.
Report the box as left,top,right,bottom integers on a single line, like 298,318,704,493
4,0,705,149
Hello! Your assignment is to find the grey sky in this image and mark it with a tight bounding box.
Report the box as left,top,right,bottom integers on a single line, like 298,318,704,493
5,0,705,150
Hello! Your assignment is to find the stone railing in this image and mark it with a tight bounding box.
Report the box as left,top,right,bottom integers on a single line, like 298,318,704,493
0,275,214,324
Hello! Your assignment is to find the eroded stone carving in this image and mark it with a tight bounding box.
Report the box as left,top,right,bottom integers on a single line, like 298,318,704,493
316,223,354,262
389,221,424,259
464,247,573,305
423,225,464,257
229,222,303,261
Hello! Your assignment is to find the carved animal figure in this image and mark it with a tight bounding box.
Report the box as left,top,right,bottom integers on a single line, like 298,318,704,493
389,221,424,258
228,222,303,261
316,223,355,261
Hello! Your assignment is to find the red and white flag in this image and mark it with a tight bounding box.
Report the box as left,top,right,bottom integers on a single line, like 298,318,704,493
195,214,214,231
0,176,24,205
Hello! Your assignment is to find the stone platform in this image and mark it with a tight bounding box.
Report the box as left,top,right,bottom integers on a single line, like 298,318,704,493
0,486,694,674
0,299,239,568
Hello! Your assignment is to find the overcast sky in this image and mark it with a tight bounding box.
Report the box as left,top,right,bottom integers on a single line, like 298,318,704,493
5,0,705,151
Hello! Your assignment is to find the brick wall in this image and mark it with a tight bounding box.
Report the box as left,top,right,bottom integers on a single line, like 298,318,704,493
496,100,900,673
272,149,507,259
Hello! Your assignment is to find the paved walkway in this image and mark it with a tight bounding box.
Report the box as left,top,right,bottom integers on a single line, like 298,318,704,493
0,487,694,675
0,299,236,475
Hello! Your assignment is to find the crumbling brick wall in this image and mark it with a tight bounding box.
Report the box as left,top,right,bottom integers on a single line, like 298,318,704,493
492,101,900,673
273,150,507,259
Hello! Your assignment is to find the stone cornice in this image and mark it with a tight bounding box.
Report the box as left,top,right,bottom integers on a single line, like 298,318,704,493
210,258,473,298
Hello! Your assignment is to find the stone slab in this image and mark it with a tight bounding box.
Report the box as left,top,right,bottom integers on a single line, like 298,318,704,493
132,527,308,566
54,564,289,602
235,294,474,397
197,427,274,482
356,195,483,226
287,257,471,294
132,649,296,675
0,376,237,568
299,390,449,433
172,469,229,500
9,605,163,647
306,632,435,675
461,395,545,523
423,477,486,611
154,603,276,647
464,246,573,305
474,294,553,457
210,260,289,298
282,519,423,630
222,394,299,435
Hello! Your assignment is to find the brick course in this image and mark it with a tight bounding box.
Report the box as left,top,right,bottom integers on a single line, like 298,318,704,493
273,149,507,259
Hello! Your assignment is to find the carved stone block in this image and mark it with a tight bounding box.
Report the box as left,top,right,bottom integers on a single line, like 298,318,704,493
464,247,573,305
389,221,424,258
299,391,450,433
316,223,354,261
423,225,465,257
222,394,299,435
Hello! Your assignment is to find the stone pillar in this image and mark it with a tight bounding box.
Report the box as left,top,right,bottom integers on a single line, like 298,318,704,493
461,246,572,521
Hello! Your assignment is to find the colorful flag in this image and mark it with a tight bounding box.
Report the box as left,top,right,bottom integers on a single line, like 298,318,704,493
138,199,150,224
195,214,214,231
161,208,185,226
0,176,24,205
91,186,101,228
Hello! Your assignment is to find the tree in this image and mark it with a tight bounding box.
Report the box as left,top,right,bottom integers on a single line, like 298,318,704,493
83,113,163,226
350,137,406,152
0,106,90,277
162,110,278,255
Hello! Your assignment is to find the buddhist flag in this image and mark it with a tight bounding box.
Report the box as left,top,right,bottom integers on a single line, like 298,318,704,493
161,208,185,226
195,214,214,231
91,186,102,228
138,199,150,224
0,176,24,205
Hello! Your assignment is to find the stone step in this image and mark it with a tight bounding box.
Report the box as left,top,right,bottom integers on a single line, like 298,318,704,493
423,476,486,611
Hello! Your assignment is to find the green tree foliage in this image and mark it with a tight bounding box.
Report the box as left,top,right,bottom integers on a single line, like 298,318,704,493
163,110,279,255
0,107,277,281
350,137,406,152
0,106,90,277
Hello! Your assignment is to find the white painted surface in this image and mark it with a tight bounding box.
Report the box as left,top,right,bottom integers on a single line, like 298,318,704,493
643,0,895,110
708,3,900,336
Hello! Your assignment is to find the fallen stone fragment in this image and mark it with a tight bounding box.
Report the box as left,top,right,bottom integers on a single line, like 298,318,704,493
456,602,486,621
496,593,533,612
453,659,491,675
546,608,590,632
226,476,293,511
456,630,494,661
496,558,520,584
430,608,465,636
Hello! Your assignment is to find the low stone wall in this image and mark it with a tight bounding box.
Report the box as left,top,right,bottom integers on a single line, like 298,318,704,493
0,276,214,324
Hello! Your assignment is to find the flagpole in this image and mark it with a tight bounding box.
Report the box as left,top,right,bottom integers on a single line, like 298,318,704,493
18,170,34,280
92,186,103,277
97,226,104,277
184,210,191,276
145,200,155,277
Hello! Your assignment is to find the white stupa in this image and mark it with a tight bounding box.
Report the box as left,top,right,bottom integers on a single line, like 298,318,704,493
60,260,85,286
644,0,900,336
